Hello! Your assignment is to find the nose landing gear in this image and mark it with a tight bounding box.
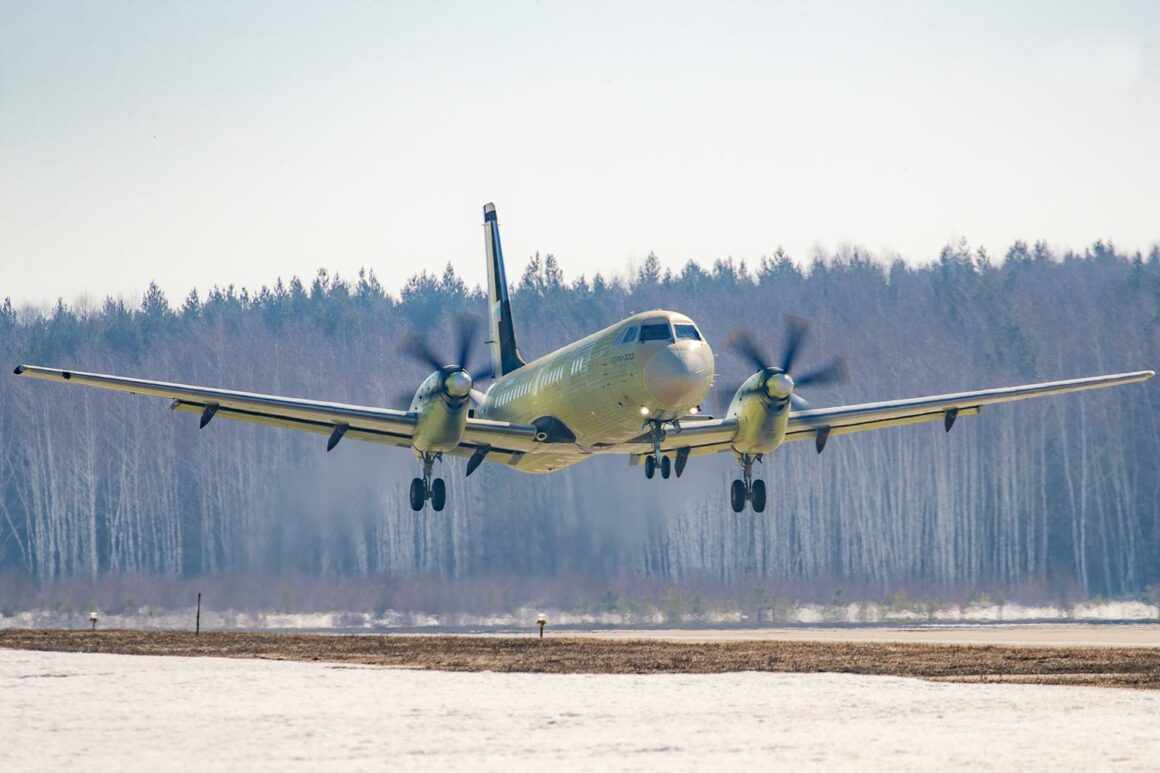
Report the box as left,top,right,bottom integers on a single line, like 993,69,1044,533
730,454,766,513
642,418,680,481
409,452,447,512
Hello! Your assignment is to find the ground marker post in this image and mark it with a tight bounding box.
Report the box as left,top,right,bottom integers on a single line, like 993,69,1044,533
537,613,547,639
196,593,201,635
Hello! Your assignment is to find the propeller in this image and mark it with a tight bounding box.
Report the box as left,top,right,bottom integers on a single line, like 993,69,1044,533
395,314,494,407
723,316,847,410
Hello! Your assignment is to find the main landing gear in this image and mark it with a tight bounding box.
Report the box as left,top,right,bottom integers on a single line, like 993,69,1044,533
409,452,447,512
730,454,766,513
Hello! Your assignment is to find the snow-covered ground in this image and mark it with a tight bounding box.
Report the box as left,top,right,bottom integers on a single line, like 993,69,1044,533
2,599,1157,631
4,649,1160,772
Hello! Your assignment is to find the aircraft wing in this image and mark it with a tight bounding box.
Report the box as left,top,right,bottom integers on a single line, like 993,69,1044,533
783,370,1154,448
11,365,540,459
629,370,1153,461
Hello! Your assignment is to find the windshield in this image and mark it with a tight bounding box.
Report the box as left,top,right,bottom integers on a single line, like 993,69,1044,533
639,323,673,343
674,324,701,341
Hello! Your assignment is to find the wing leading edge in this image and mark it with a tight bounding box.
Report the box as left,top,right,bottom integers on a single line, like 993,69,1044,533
11,365,540,458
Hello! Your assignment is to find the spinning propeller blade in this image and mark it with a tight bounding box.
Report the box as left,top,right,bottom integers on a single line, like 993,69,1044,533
400,314,487,374
795,357,847,388
725,316,847,409
726,330,769,372
455,314,481,373
780,315,809,374
400,335,443,371
397,313,492,407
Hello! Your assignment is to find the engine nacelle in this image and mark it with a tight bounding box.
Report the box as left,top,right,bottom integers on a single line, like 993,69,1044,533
409,369,472,453
727,370,791,455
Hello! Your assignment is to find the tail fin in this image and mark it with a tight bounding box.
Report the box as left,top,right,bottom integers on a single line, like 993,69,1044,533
483,203,526,376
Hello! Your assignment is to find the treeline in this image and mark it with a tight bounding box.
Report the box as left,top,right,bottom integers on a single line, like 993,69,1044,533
1,240,1158,601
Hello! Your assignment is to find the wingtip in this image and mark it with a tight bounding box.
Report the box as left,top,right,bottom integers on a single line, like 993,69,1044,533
483,202,497,222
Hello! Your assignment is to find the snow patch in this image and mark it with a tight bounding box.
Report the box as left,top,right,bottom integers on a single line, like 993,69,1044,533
2,599,1156,631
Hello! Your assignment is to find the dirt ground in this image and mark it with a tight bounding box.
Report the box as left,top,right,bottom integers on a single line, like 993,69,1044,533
566,622,1160,647
3,628,1160,689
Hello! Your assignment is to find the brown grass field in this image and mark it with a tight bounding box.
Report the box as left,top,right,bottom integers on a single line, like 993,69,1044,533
3,629,1160,689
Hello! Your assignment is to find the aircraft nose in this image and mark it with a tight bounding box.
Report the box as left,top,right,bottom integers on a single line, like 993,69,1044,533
644,343,713,407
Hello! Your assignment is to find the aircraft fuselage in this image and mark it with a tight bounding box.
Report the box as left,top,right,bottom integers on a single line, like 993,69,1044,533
474,309,714,472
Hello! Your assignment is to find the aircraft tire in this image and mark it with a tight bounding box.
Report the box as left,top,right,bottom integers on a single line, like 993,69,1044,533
644,455,656,479
431,478,446,512
751,479,767,513
730,480,746,513
660,455,671,479
409,478,426,511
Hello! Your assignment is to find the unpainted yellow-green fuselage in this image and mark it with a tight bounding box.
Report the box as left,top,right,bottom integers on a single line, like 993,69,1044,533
414,310,715,472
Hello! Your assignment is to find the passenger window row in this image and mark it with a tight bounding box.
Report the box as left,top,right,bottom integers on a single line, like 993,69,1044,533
495,353,591,408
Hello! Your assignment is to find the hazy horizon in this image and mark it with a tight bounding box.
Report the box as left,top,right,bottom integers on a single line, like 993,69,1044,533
3,1,1159,307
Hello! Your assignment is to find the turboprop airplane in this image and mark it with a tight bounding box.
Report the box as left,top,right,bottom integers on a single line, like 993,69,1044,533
13,203,1154,513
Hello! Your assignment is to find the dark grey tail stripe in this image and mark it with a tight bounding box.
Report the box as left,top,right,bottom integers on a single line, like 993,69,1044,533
490,221,509,303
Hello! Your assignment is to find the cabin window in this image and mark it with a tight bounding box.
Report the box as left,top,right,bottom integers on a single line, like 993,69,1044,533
674,323,702,341
639,323,673,343
619,326,639,344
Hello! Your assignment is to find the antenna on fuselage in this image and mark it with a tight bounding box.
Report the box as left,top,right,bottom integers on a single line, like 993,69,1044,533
483,203,527,376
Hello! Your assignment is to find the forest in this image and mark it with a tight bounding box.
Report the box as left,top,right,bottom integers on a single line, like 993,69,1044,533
1,239,1158,611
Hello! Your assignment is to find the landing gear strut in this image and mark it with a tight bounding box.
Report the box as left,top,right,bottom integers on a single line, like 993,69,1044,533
730,454,766,513
409,452,446,512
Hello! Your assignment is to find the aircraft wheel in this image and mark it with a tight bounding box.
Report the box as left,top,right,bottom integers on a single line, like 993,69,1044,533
730,479,746,513
409,478,425,511
751,479,767,513
660,455,671,479
644,455,656,479
430,478,447,512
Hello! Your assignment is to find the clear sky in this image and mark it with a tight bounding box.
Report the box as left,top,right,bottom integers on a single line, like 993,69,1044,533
3,0,1158,307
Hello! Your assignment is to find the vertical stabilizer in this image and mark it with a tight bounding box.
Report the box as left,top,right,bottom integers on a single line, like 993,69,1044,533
483,203,526,376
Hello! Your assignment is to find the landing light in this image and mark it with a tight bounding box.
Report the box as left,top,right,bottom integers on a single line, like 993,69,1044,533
639,406,650,416
689,406,699,415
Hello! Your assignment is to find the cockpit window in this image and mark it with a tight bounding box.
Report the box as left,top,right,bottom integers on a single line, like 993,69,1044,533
619,326,639,344
639,323,673,343
674,324,701,341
